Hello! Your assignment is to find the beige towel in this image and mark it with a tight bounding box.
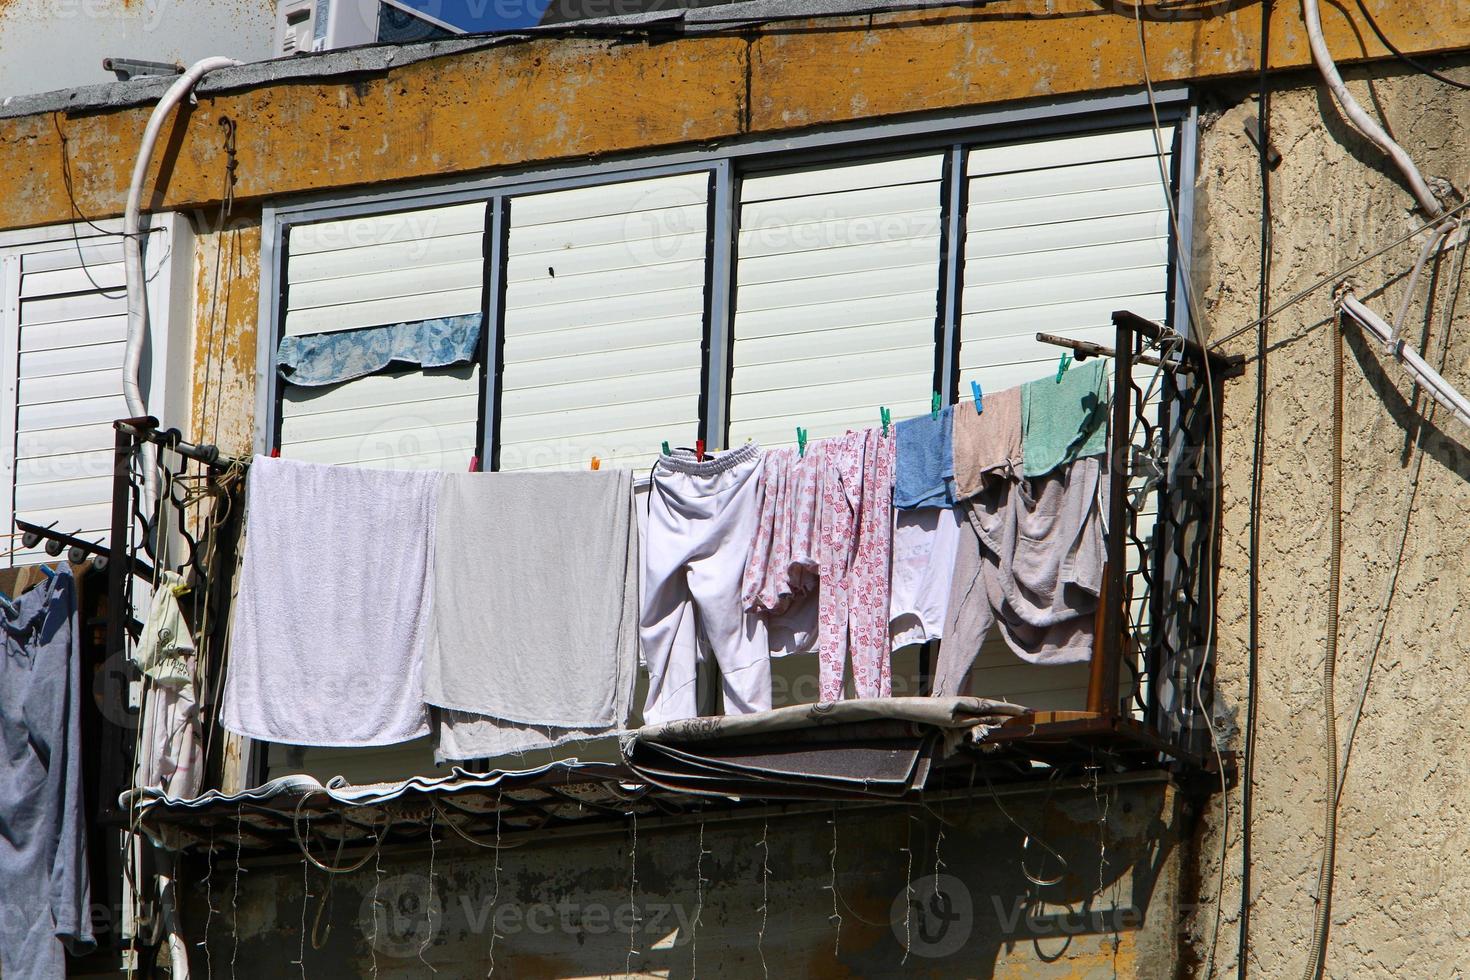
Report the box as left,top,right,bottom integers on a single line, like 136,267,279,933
952,384,1022,500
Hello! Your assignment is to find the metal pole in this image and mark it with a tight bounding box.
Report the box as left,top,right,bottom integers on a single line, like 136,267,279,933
1099,315,1134,721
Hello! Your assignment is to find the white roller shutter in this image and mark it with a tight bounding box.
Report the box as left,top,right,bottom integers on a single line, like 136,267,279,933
497,172,711,472
0,223,182,565
276,202,486,472
728,154,944,447
956,123,1175,713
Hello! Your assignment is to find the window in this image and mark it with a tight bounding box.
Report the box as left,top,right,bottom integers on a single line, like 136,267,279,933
0,216,188,564
258,98,1192,777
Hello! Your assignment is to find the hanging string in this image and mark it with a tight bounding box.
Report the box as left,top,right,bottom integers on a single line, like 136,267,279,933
826,809,842,958
419,809,439,974
487,805,503,977
369,819,383,980
900,813,916,966
692,821,709,977
625,808,639,978
756,819,769,980
231,805,242,980
296,810,309,980
203,827,217,980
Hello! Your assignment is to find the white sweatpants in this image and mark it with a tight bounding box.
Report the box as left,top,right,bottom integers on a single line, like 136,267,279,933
641,443,772,724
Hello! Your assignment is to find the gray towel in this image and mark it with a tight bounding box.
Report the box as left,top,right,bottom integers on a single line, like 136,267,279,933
424,469,639,757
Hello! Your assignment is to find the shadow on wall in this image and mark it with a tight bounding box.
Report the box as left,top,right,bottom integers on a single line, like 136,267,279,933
187,780,1186,978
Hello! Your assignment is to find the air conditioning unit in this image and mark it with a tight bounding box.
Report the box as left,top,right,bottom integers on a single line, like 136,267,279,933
274,0,379,56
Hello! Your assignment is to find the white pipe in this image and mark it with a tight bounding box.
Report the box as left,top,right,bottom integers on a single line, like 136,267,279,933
1341,292,1470,430
124,57,238,513
1300,0,1445,220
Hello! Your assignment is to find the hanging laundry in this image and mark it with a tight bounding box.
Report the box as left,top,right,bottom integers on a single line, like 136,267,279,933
741,443,825,657
818,427,896,701
1020,357,1110,478
641,443,771,724
136,570,204,799
951,383,1023,499
425,469,639,759
277,313,482,387
0,566,94,976
889,506,962,650
893,404,954,509
222,457,438,746
933,455,1106,696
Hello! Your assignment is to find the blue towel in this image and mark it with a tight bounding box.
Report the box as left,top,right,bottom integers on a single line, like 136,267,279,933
894,405,954,509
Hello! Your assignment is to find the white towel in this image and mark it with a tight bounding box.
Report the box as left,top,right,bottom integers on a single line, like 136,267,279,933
424,469,639,759
221,457,438,747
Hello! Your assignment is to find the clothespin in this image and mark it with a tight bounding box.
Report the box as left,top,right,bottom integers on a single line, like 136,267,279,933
1056,352,1072,383
931,391,941,420
269,447,280,458
880,407,891,437
38,565,56,579
695,439,705,462
971,380,984,414
468,455,481,472
590,456,601,470
0,593,13,617
661,441,671,456
796,427,808,458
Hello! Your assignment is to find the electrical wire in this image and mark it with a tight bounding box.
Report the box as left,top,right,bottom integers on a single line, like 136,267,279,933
1300,307,1344,980
1132,11,1232,979
1239,3,1273,975
1353,0,1470,92
1209,197,1470,352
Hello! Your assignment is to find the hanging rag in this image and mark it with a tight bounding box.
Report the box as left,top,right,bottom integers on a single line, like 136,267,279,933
951,383,1023,499
889,506,962,650
1020,358,1110,478
641,444,771,725
222,457,439,746
136,570,204,799
276,313,482,387
933,455,1106,696
893,405,954,509
0,566,94,977
818,427,896,701
424,469,639,759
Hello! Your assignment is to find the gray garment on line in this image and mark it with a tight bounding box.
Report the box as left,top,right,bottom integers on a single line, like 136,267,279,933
0,567,94,978
424,469,639,759
934,456,1105,696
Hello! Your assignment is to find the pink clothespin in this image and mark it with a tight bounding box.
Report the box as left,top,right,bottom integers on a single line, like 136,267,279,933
468,455,481,472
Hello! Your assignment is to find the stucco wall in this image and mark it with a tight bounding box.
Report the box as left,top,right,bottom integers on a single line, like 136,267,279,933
193,779,1186,978
1188,56,1470,977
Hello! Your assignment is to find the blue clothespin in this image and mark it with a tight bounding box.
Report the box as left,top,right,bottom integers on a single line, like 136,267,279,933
880,407,891,437
930,391,941,421
971,380,983,414
38,565,56,579
661,441,671,456
1056,352,1072,383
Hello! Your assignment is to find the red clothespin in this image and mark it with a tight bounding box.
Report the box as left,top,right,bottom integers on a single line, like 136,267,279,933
695,439,705,462
269,447,280,458
468,455,481,472
590,456,601,470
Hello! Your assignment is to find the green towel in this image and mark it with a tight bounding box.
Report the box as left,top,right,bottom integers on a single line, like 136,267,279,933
1021,358,1110,477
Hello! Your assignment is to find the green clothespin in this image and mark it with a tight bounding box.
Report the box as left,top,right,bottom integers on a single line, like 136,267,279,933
880,407,891,437
796,427,808,458
661,441,671,456
931,391,941,420
1056,352,1072,383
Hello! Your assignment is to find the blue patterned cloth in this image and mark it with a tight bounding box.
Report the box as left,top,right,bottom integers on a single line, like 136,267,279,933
277,314,482,387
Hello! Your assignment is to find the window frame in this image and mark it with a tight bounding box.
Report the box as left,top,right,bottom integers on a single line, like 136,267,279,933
255,86,1196,465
